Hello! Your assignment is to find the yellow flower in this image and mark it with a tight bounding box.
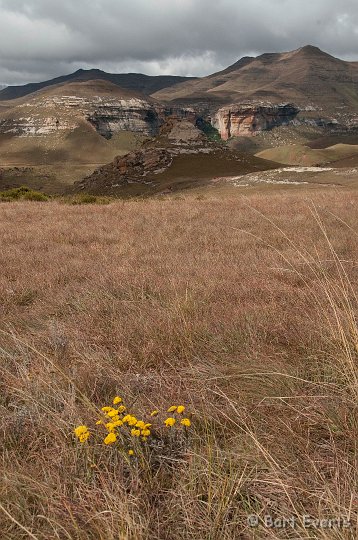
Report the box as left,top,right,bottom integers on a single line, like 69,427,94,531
107,409,119,418
181,418,191,427
128,449,134,456
113,396,122,405
177,405,185,414
113,420,123,427
79,432,90,443
105,422,116,432
141,429,151,437
131,429,141,437
101,407,113,412
122,415,131,423
110,415,120,422
104,432,117,445
96,420,103,425
167,406,177,413
145,423,152,428
74,425,89,438
150,410,159,417
118,405,126,413
164,417,176,427
135,420,146,429
128,416,138,426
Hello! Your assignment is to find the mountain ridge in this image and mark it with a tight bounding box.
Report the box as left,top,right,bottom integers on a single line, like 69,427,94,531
152,45,358,116
0,69,197,101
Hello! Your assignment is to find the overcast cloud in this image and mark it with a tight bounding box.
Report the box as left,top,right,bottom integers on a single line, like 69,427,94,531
0,0,358,85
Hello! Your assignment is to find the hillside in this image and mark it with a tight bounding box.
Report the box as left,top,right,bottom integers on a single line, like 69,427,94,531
0,79,157,190
257,142,358,166
74,117,280,197
0,69,197,101
152,45,358,117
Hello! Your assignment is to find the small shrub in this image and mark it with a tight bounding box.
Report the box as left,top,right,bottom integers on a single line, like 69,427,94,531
0,186,49,202
22,191,49,202
66,194,112,205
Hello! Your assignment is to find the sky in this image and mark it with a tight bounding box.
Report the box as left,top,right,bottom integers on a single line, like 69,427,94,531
0,0,357,85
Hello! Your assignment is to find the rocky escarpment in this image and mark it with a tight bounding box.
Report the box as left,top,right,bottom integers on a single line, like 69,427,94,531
87,100,163,138
0,94,197,138
212,103,300,139
88,103,196,139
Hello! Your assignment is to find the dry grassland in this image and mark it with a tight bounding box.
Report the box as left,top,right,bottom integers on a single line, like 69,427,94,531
0,189,357,539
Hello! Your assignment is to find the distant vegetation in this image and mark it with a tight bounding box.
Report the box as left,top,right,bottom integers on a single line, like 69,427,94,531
0,186,116,205
0,186,49,202
62,193,113,205
196,118,222,142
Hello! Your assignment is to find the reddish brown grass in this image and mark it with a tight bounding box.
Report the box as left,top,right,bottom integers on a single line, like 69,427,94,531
0,189,357,539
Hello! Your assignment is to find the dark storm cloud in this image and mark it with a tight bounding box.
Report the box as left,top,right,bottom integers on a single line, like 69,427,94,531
0,0,357,85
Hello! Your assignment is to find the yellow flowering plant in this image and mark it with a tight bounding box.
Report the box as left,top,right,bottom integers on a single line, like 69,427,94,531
73,396,193,463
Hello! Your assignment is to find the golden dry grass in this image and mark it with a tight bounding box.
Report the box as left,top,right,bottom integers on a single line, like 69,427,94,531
0,189,357,539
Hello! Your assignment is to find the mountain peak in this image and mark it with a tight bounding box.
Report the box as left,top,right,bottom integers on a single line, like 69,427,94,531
298,45,324,53
293,45,335,59
257,45,331,63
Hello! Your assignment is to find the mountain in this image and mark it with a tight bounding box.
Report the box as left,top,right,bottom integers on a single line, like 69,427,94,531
152,46,358,114
0,78,197,191
2,45,358,195
74,119,279,197
0,78,195,140
0,69,197,101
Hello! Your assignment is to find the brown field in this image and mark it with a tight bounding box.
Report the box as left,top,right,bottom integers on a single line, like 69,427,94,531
0,189,357,539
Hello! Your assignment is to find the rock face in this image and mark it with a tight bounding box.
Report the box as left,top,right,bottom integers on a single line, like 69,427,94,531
88,102,196,139
0,93,197,139
87,100,163,138
212,103,300,139
80,147,173,191
114,148,173,178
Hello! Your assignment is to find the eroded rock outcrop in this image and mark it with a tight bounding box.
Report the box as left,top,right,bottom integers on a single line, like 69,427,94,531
87,100,162,138
75,119,216,193
0,94,197,139
213,103,299,139
77,147,173,191
88,103,197,139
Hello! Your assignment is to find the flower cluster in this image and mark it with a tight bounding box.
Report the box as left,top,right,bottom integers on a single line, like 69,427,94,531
74,396,192,457
164,405,191,428
74,425,90,443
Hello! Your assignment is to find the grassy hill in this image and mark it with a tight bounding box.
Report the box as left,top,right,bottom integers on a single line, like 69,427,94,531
153,46,358,115
256,142,358,166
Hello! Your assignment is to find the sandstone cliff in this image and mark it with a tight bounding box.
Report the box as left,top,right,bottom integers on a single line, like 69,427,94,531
212,103,299,139
0,92,196,139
